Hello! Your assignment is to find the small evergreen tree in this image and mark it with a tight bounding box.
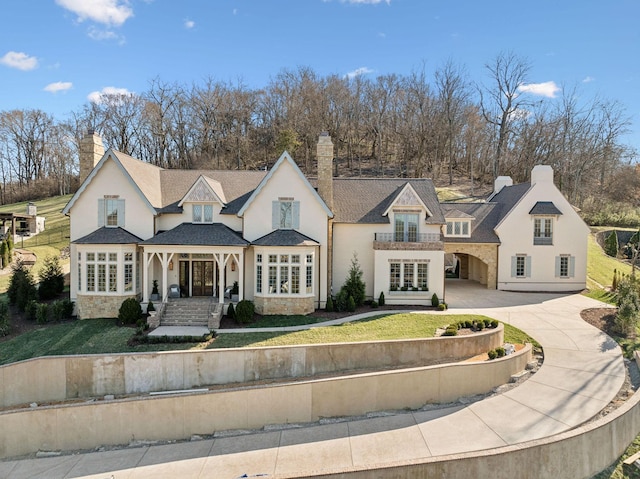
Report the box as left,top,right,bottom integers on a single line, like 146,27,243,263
325,295,334,312
431,293,440,307
347,295,356,312
227,302,235,319
604,230,619,258
7,259,37,311
615,276,640,335
6,234,13,263
378,291,385,306
38,255,65,300
612,268,618,291
0,301,10,336
0,240,7,269
339,253,366,307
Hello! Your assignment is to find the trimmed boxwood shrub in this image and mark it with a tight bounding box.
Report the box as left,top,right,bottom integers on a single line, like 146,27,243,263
226,302,235,319
235,300,254,324
431,293,439,307
25,299,38,321
475,320,485,331
443,326,458,336
36,303,49,324
437,303,447,311
488,349,498,360
347,295,356,312
370,300,379,308
378,291,385,306
118,297,142,325
326,295,334,312
496,347,506,357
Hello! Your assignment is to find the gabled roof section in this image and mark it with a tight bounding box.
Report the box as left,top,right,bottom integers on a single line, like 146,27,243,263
529,201,563,216
237,151,333,218
62,149,162,216
444,209,475,220
252,229,320,246
490,182,532,229
140,223,248,246
331,178,444,224
382,183,433,218
178,175,227,207
440,202,501,244
73,227,142,245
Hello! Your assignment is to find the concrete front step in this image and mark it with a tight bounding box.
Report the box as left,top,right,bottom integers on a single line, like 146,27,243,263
160,298,215,327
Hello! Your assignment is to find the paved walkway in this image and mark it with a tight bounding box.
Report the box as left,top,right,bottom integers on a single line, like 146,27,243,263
0,282,624,479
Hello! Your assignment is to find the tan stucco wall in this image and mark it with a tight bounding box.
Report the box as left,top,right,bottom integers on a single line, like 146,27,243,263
0,326,504,408
0,341,529,459
445,243,498,289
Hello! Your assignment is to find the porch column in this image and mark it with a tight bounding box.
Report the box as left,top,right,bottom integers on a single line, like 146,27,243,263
216,253,225,303
143,251,150,303
237,252,244,300
161,252,170,301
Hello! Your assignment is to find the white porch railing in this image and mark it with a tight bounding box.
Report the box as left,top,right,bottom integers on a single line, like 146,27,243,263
375,232,441,243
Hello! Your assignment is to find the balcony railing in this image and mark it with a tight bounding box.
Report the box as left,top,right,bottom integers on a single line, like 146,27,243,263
374,232,441,243
534,236,553,245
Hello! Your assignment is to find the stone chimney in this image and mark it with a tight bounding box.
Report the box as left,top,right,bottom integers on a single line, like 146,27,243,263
317,132,334,210
493,175,513,194
79,129,105,184
531,165,554,185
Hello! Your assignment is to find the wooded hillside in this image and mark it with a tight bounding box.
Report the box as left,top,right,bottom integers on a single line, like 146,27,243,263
0,53,636,216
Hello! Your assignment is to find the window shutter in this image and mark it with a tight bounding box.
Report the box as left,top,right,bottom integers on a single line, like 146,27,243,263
525,256,532,278
97,199,105,227
117,199,125,227
511,256,517,277
569,256,575,277
555,256,561,277
292,201,300,229
272,201,279,230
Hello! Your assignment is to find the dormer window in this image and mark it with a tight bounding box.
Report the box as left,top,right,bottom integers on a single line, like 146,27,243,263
193,203,213,224
533,217,553,245
445,220,470,237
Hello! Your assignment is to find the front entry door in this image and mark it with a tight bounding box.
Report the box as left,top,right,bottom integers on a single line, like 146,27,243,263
192,261,215,296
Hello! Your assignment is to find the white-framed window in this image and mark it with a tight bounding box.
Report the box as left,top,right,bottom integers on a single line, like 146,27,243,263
511,254,531,278
98,197,124,228
193,203,214,223
83,251,119,293
534,217,553,245
394,213,419,242
124,252,133,292
272,198,300,230
556,255,575,278
389,260,429,290
256,250,313,295
445,220,470,237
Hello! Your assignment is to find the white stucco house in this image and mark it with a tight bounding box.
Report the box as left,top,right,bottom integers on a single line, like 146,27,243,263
62,131,589,319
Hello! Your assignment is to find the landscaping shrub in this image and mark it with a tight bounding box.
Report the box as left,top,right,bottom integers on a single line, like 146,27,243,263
443,326,458,336
437,303,447,311
325,295,334,312
490,319,499,329
370,300,379,308
347,295,356,312
431,293,439,307
7,259,37,311
25,299,38,321
475,320,485,331
488,349,498,360
147,301,155,312
118,297,142,325
483,318,493,328
0,240,7,269
496,347,506,357
0,301,10,336
378,291,385,306
61,299,74,318
38,255,64,300
227,302,235,319
51,300,65,322
604,230,619,257
335,289,348,312
612,268,618,291
36,303,49,324
615,276,640,335
235,300,255,324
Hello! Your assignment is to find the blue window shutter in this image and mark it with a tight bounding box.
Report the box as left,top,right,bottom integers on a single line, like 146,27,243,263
117,199,125,227
272,201,279,230
525,256,532,278
97,199,105,227
292,201,300,229
511,256,517,277
569,256,575,277
555,256,561,277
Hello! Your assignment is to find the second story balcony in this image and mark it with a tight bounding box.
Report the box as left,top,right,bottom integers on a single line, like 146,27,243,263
373,232,443,251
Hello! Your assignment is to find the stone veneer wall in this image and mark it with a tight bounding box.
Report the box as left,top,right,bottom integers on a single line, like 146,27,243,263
254,295,315,315
77,294,138,319
445,243,498,289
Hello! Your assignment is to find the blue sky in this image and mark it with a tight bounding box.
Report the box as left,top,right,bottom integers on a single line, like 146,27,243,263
1,0,639,151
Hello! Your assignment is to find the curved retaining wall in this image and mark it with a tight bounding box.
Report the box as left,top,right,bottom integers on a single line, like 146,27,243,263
0,342,530,459
0,324,503,408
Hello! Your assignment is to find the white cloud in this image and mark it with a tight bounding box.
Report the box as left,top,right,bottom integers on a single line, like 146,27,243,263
0,51,38,71
345,67,374,79
88,86,133,103
582,76,595,83
184,19,195,29
87,26,121,41
44,81,73,93
517,81,561,98
55,0,133,26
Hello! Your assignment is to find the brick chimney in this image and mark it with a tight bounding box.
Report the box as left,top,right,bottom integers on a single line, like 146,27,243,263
79,129,105,184
317,132,334,210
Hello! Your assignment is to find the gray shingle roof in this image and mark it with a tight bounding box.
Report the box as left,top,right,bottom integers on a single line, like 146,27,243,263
490,182,531,224
140,223,248,246
440,203,501,244
74,227,142,245
253,229,320,246
529,201,563,215
330,178,445,224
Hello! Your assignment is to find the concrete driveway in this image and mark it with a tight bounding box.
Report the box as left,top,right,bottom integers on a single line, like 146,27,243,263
0,281,624,478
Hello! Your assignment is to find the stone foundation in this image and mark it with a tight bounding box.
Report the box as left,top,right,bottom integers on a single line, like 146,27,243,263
77,294,138,319
254,296,315,315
